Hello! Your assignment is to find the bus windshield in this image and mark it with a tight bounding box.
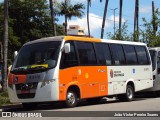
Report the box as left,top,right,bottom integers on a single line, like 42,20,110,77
149,50,156,71
12,41,61,73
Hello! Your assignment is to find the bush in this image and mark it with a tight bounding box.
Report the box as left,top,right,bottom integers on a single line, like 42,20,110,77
0,90,11,106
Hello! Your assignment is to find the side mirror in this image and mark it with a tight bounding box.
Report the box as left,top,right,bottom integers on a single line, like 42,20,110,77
64,43,70,53
14,51,18,59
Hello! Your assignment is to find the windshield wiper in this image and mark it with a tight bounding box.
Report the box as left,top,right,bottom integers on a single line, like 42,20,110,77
30,64,48,69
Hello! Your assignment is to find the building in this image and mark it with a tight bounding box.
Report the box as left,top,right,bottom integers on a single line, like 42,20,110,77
67,25,85,36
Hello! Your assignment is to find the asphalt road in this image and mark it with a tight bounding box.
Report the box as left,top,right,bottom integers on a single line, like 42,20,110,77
0,94,160,120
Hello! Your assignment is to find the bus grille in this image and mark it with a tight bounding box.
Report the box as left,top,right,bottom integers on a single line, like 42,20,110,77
15,82,38,99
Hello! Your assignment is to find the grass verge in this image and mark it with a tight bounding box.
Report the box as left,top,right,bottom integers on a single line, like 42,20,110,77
0,90,11,106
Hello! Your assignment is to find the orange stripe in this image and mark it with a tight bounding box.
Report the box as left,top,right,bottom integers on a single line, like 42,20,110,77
8,73,26,84
59,66,108,100
64,36,101,42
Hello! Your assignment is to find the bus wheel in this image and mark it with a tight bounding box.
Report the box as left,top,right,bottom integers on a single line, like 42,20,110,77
118,85,134,102
65,91,77,108
126,85,134,101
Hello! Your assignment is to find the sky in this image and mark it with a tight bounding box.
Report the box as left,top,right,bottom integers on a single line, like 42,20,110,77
56,0,160,39
0,0,160,39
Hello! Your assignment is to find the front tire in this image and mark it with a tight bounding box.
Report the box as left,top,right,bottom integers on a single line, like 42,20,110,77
65,91,78,108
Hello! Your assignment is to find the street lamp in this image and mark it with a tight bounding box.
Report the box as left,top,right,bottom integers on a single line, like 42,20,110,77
110,8,118,37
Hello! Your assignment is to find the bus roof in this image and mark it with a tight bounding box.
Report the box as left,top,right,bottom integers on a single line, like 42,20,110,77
24,36,146,46
149,47,160,51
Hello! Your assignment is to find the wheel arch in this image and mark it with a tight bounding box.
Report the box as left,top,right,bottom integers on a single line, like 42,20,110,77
67,85,81,99
126,80,135,92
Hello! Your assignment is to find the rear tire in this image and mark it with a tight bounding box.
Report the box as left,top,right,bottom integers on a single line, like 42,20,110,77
65,90,78,108
118,85,134,102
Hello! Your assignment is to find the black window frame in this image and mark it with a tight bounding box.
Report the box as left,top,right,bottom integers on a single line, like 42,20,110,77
94,43,112,66
123,45,138,65
135,46,150,65
60,41,79,69
75,41,98,66
109,43,126,65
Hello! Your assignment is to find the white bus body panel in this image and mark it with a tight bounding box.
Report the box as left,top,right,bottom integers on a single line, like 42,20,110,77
8,68,60,103
107,65,153,95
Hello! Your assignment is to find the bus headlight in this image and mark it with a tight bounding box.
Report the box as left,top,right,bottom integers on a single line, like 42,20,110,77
41,79,55,88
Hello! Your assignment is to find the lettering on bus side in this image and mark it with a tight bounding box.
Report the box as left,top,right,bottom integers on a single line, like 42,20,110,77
110,69,124,78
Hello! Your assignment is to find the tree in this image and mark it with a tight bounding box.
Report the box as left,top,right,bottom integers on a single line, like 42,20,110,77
57,0,85,35
87,0,91,37
119,0,123,38
8,0,55,43
152,1,158,36
101,0,109,38
107,22,131,40
2,0,8,91
133,0,139,41
0,0,64,61
49,0,56,36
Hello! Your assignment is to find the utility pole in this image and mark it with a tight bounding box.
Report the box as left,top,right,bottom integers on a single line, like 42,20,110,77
110,8,118,38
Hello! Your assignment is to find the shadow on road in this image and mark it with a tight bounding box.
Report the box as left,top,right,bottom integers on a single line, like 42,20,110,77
1,93,159,112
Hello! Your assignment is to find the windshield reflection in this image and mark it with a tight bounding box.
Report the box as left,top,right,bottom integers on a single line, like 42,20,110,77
12,41,61,74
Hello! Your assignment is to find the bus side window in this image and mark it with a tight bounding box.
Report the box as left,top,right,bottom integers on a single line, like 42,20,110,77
76,41,97,65
135,46,149,65
123,45,138,65
60,41,78,69
157,51,160,74
110,44,126,65
95,43,112,65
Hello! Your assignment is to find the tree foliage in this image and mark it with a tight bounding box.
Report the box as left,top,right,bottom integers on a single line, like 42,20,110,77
0,0,64,63
107,22,131,40
107,7,160,47
56,0,85,34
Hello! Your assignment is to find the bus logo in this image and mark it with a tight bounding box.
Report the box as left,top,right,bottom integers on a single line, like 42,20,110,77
110,69,113,78
14,76,18,83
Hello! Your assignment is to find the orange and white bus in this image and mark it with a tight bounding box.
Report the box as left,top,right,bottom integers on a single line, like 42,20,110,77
8,36,153,108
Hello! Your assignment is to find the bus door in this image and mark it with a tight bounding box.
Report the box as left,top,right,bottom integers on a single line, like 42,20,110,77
156,51,160,88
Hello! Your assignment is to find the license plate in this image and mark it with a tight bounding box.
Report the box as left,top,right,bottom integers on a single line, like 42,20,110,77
20,90,30,94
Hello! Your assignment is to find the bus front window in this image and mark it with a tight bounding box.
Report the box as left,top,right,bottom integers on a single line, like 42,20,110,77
12,41,61,74
149,50,156,71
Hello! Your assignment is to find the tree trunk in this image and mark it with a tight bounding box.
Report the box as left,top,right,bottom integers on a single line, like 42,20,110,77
65,15,67,35
134,0,139,41
119,0,123,38
101,0,109,39
137,0,139,34
152,1,156,36
2,0,9,91
49,0,56,36
87,0,90,37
